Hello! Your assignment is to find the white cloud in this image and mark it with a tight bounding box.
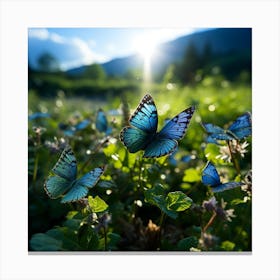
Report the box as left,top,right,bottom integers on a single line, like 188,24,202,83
106,43,116,53
49,33,65,44
71,37,96,64
88,39,97,48
29,28,108,69
28,28,65,44
28,28,49,40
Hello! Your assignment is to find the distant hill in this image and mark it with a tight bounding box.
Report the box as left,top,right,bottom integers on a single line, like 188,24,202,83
66,28,251,79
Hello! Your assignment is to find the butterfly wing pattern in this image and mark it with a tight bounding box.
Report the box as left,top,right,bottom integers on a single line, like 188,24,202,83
228,112,252,139
202,112,252,143
61,167,105,203
202,162,243,193
45,146,105,203
120,94,158,154
120,94,195,158
202,123,235,141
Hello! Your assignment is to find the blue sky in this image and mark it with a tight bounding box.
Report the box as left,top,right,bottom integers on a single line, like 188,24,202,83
28,28,206,70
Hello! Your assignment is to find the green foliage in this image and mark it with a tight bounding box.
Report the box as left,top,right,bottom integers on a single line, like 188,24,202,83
28,72,252,251
88,195,108,213
83,63,106,80
177,236,199,251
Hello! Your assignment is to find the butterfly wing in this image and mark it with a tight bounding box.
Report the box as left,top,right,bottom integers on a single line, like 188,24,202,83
129,94,158,133
142,106,194,158
144,138,178,158
212,182,244,193
159,106,195,140
96,109,108,133
52,146,77,181
75,119,90,131
61,167,105,203
120,127,151,153
44,176,72,199
202,162,221,187
228,112,252,139
202,123,234,141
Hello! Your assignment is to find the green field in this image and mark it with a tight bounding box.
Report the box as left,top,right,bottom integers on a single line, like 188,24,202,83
28,73,252,251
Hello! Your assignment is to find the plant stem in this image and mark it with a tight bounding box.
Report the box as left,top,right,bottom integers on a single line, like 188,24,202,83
202,211,217,233
138,155,144,190
132,155,144,220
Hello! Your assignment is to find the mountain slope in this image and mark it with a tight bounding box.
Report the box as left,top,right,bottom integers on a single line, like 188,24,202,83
67,28,251,78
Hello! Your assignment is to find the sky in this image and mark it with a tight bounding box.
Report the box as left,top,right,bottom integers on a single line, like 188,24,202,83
28,28,206,70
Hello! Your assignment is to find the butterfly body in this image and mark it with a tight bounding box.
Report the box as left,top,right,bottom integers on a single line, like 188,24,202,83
120,94,195,158
202,161,243,193
202,112,251,142
44,146,105,203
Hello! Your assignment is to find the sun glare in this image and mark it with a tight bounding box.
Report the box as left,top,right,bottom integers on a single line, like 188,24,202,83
133,35,159,83
136,40,157,60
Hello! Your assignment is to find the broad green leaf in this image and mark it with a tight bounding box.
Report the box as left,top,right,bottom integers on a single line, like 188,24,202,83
221,240,235,251
144,185,178,219
160,207,178,220
183,168,201,182
166,191,192,212
88,195,108,213
144,184,166,205
55,227,81,250
177,236,198,251
30,233,63,251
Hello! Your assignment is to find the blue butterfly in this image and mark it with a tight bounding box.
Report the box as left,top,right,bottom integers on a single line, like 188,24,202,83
28,112,51,120
44,146,105,203
96,109,112,135
59,119,90,137
202,162,243,193
202,112,251,143
120,94,195,158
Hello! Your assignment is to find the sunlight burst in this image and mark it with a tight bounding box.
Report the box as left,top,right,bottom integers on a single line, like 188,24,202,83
133,36,159,83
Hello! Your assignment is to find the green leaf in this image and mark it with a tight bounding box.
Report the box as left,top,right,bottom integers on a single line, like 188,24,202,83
166,191,192,212
144,185,178,219
183,168,201,182
221,240,235,251
78,224,100,250
30,233,63,251
144,184,166,205
88,195,108,213
177,236,198,251
63,218,81,230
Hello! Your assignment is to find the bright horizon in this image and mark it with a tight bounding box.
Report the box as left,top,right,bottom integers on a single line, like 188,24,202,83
28,28,209,71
